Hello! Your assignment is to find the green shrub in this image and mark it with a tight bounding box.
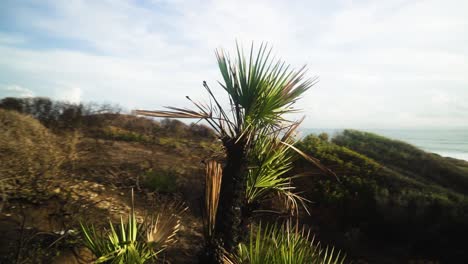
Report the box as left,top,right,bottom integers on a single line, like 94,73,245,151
80,191,183,263
158,137,187,150
234,222,347,264
142,169,178,193
101,125,149,142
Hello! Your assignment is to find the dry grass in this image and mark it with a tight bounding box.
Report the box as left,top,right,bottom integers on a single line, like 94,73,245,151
0,109,64,206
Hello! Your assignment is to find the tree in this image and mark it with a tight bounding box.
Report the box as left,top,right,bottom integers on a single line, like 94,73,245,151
135,43,325,263
0,97,25,112
318,132,329,142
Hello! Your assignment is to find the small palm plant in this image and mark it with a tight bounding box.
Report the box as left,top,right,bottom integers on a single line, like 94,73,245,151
234,222,347,264
80,190,183,263
136,43,335,262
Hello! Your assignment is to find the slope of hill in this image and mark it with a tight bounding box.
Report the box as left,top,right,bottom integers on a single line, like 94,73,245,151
0,108,216,263
296,131,468,263
0,109,63,203
333,129,468,194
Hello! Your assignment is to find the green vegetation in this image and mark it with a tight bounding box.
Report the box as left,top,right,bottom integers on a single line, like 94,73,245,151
235,222,346,264
333,129,468,193
102,125,150,142
296,131,468,262
246,132,307,212
141,168,178,193
80,191,182,263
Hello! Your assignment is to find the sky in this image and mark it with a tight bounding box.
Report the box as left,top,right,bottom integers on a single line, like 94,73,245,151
0,0,467,129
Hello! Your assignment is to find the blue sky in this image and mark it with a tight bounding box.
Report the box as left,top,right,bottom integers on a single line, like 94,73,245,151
0,0,467,129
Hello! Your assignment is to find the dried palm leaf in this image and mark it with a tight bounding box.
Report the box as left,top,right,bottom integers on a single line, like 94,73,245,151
202,160,223,239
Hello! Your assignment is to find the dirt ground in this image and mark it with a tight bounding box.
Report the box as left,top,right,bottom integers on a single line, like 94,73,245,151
0,137,212,263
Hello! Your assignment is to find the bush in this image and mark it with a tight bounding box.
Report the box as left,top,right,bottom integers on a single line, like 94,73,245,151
142,169,178,193
0,97,85,129
80,191,183,263
235,222,347,264
160,119,188,138
189,123,216,139
101,125,149,142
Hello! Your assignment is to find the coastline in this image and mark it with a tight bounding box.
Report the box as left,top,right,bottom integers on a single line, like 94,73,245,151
436,152,468,161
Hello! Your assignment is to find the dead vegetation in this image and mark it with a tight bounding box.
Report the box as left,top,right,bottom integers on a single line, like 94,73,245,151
0,108,214,263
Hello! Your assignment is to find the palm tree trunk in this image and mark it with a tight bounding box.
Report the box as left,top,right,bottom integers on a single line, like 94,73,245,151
200,138,250,263
217,138,248,247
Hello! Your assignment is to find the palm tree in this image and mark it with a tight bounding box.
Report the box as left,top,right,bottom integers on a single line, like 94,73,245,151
135,43,328,263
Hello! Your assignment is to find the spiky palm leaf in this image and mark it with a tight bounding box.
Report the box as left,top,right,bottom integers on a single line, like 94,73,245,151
80,190,183,263
246,123,310,213
135,42,315,143
236,222,347,264
214,43,317,139
81,215,154,264
145,212,182,251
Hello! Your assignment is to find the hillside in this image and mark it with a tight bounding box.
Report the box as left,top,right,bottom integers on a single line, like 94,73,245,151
0,106,217,263
333,129,468,194
1,97,468,263
295,131,468,263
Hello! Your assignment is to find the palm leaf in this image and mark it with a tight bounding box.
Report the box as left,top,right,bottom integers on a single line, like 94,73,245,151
202,160,223,239
80,190,183,263
137,43,316,143
236,221,347,264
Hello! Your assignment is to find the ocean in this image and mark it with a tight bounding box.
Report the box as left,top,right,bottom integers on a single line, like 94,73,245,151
301,128,468,161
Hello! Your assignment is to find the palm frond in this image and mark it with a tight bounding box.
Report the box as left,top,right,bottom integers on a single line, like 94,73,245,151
202,160,223,239
80,190,183,263
215,43,316,141
145,213,183,251
134,108,209,119
246,121,310,214
236,221,347,264
136,43,316,143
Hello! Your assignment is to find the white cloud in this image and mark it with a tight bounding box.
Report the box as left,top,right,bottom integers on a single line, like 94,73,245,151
0,0,467,128
0,84,34,97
